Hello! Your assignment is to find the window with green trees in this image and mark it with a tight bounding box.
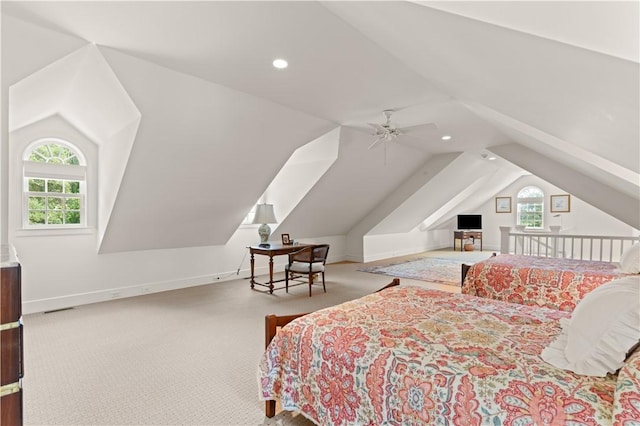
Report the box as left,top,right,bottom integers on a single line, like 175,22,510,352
23,141,86,228
516,186,544,228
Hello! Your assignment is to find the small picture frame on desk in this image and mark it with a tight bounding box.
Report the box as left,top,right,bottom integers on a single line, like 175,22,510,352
281,233,291,245
550,194,571,213
495,196,511,213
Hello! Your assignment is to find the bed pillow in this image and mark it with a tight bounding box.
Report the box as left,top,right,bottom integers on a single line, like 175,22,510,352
619,242,640,273
541,275,640,376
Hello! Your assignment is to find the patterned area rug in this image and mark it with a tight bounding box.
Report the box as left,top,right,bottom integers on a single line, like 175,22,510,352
359,257,467,286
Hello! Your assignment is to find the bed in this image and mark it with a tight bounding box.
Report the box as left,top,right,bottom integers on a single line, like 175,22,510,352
461,254,630,311
257,284,630,425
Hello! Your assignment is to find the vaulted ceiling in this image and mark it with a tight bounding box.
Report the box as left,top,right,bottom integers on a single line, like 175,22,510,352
2,1,638,253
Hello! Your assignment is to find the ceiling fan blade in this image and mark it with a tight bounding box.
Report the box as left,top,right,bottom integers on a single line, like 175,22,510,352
368,123,387,133
368,138,385,150
401,122,438,138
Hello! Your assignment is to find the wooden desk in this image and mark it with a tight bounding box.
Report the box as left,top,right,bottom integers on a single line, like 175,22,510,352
249,244,314,294
453,231,483,252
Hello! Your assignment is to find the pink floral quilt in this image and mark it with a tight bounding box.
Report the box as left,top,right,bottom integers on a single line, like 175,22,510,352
613,346,640,424
461,254,625,311
258,286,617,425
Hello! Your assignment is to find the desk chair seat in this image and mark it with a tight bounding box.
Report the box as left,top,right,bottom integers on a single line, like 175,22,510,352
285,244,330,297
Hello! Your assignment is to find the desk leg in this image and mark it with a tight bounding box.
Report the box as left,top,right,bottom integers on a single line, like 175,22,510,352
268,255,274,294
250,252,255,289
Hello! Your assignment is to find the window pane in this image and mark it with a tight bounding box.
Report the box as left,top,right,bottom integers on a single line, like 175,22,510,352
516,185,544,228
28,211,46,225
28,196,46,210
47,211,63,224
47,197,63,210
47,180,63,193
28,179,46,192
64,181,80,194
29,145,51,162
518,186,544,198
65,197,81,210
29,143,78,165
518,203,543,227
65,212,81,224
24,141,85,228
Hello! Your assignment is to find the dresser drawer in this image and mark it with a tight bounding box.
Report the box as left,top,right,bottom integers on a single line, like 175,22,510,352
1,325,22,385
0,386,22,426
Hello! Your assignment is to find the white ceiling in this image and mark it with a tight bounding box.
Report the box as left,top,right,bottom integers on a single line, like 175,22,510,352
2,1,638,252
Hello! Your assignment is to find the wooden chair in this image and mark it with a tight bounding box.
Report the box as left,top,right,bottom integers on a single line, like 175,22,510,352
285,244,330,297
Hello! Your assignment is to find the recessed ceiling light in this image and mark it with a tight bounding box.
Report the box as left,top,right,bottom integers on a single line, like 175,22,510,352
488,156,497,160
441,135,452,141
272,59,288,69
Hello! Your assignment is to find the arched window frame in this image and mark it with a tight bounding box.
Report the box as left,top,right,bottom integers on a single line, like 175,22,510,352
22,139,87,229
516,186,544,229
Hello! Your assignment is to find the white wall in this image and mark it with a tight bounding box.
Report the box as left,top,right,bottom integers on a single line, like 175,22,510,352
362,228,451,262
14,225,345,314
10,171,637,315
356,174,638,262
477,174,638,251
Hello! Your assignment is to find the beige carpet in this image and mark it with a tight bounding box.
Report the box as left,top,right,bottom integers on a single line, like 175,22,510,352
22,249,493,425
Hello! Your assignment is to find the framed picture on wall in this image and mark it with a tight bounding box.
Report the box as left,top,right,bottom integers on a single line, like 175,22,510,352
495,196,512,213
281,234,291,245
550,194,571,212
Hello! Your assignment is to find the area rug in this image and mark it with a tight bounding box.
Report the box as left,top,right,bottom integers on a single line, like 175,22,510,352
359,257,467,286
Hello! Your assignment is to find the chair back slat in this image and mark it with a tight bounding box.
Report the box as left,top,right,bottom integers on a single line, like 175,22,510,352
289,244,330,264
285,244,330,297
290,247,312,262
312,245,330,263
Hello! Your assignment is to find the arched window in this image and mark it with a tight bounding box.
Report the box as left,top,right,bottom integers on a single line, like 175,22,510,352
516,186,544,228
22,139,86,228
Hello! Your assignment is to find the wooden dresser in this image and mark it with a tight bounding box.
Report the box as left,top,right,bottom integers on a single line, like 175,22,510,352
1,245,22,426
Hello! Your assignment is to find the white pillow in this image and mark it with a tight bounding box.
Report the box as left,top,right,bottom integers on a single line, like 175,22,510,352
619,242,640,274
541,275,640,376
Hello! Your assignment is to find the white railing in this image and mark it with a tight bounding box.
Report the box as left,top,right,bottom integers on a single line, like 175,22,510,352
499,227,640,262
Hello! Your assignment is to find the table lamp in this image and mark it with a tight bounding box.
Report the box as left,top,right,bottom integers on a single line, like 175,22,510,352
252,203,278,246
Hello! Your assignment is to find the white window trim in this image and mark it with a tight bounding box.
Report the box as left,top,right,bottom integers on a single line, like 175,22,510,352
21,141,89,231
516,187,545,229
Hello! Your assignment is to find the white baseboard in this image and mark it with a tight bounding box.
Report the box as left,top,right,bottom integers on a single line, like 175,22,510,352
361,244,447,263
22,252,384,314
23,265,271,315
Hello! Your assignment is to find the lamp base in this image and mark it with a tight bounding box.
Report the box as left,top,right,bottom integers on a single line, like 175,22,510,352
258,224,271,243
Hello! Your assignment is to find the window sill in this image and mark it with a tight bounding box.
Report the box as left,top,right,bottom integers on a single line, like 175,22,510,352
14,227,95,238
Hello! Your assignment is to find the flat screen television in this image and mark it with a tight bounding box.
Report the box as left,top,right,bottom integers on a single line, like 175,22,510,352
457,214,482,230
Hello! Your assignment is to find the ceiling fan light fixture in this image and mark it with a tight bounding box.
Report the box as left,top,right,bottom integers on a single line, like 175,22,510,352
366,109,436,158
272,58,288,69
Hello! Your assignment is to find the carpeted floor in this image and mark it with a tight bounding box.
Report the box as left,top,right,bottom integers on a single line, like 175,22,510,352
21,249,492,425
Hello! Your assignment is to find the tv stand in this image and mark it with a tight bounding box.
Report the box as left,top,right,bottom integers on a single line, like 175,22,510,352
454,231,482,252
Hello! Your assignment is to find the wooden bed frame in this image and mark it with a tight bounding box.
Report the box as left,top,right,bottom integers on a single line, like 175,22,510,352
263,278,400,418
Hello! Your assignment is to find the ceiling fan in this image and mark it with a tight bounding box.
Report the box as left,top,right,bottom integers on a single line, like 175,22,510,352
367,109,437,151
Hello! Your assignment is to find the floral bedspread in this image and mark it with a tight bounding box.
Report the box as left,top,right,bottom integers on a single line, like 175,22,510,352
613,346,640,424
461,254,624,311
258,286,617,425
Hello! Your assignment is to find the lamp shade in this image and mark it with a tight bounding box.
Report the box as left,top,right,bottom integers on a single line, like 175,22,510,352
252,203,277,224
